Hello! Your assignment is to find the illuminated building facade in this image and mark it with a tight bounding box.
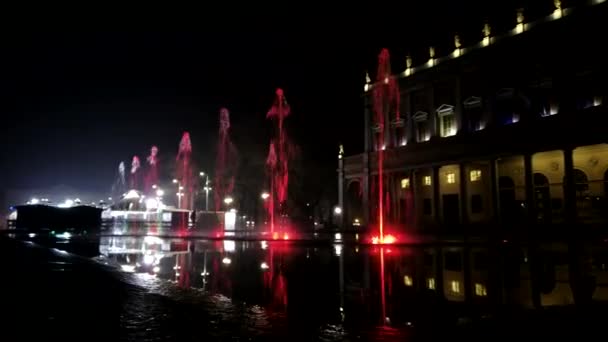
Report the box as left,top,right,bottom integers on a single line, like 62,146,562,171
340,2,608,237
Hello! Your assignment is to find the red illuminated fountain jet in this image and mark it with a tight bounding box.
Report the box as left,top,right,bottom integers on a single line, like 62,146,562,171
214,108,237,212
176,132,193,210
266,88,291,234
371,49,400,245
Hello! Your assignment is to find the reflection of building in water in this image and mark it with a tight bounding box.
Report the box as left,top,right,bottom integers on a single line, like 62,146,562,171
369,243,608,311
99,236,190,274
340,2,608,236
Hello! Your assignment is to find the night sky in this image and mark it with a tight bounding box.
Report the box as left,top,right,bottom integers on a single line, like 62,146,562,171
0,1,559,202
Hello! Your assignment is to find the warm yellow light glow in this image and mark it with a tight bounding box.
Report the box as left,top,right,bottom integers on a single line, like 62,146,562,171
423,176,432,186
404,68,412,77
475,283,488,296
427,278,435,290
401,178,410,189
594,96,603,106
364,83,369,92
404,275,413,287
482,36,490,47
470,170,482,182
452,48,461,58
450,280,461,293
446,173,456,184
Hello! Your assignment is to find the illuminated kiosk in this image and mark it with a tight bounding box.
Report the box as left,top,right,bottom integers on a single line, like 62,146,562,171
102,189,190,225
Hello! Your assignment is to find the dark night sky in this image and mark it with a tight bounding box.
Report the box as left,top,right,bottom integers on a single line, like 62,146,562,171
0,1,563,200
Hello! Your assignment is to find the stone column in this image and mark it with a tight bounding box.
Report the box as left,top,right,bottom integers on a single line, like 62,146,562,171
459,163,469,227
428,84,437,138
362,154,370,225
490,159,500,223
411,170,418,230
337,153,344,228
433,166,441,230
563,147,576,224
455,75,465,135
524,153,541,309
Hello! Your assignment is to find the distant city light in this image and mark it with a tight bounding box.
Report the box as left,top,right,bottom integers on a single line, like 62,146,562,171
155,189,164,197
58,199,74,208
224,197,233,205
222,257,232,265
260,192,270,200
260,262,269,270
30,198,40,205
334,206,342,215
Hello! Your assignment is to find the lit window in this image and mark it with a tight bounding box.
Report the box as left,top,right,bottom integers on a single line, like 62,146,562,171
404,275,413,287
450,280,461,293
427,278,435,290
423,176,432,186
446,173,456,184
470,170,482,182
401,178,410,189
475,283,487,296
437,104,456,137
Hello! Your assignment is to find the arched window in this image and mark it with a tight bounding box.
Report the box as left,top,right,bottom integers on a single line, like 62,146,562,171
346,181,363,226
573,169,589,194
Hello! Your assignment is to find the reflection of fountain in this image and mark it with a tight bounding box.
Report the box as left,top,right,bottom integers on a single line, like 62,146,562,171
266,89,291,232
176,132,193,210
379,247,387,325
263,243,288,309
145,146,159,193
372,49,401,243
214,108,237,211
130,156,141,190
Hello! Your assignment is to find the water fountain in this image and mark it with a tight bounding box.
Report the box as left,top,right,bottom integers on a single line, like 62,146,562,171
130,156,141,190
111,161,127,200
145,145,159,193
176,132,193,210
265,88,291,233
214,108,237,212
372,49,401,244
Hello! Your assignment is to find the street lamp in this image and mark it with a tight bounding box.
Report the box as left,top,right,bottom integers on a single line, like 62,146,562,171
261,192,270,200
224,197,233,205
172,179,182,209
200,172,211,211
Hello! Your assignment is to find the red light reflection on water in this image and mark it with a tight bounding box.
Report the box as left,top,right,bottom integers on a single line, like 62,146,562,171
371,234,397,245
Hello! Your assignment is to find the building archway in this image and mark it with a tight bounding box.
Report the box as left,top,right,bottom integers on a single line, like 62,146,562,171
346,180,363,226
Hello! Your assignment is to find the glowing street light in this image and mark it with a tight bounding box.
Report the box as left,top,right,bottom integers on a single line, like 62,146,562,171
334,206,342,215
172,179,178,184
261,192,270,200
156,189,164,197
224,197,233,205
152,184,157,189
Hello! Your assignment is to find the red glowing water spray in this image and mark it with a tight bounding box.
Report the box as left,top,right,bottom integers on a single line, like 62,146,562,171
145,145,159,193
214,108,237,212
266,88,291,232
372,49,400,244
176,132,193,210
